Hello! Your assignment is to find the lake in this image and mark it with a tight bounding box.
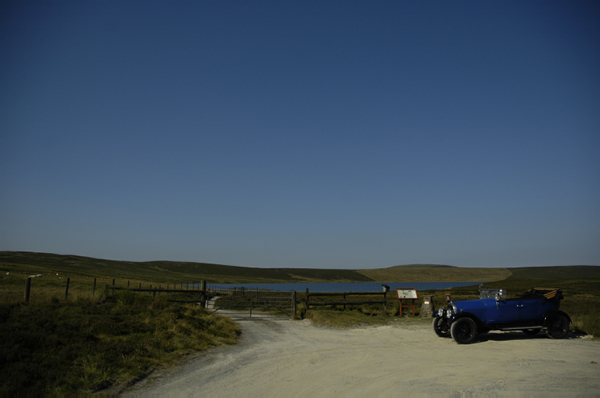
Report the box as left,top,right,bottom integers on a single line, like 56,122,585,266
206,282,480,292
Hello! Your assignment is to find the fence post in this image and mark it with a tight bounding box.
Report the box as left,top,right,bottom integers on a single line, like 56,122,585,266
291,291,296,319
93,278,97,297
305,288,310,312
343,293,346,310
24,278,31,303
153,287,156,298
127,281,130,289
65,278,70,300
201,280,207,308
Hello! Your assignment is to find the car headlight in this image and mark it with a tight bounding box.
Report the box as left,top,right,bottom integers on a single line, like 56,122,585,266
445,306,454,316
437,308,445,317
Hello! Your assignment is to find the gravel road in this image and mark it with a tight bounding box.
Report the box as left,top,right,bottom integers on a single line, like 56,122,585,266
125,311,600,397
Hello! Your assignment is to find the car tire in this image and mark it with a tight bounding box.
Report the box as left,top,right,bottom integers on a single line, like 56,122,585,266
522,328,540,336
433,316,450,337
547,314,569,339
450,317,478,344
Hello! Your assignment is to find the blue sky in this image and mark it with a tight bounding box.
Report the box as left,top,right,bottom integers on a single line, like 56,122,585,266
1,1,599,269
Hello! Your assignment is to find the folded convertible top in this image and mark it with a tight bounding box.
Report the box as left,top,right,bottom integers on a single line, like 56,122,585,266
518,287,563,300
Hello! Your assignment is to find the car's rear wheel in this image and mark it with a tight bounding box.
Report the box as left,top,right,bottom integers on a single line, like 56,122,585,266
450,317,478,344
522,328,540,336
433,316,450,337
547,314,569,339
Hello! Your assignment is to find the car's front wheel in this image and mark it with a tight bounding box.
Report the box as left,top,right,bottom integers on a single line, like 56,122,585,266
547,314,569,339
433,316,450,337
450,317,478,344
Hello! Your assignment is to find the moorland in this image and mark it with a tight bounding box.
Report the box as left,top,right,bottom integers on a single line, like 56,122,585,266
1,251,599,394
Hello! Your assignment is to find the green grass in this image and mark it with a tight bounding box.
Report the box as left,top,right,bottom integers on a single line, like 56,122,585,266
0,292,240,395
304,265,600,337
0,251,373,284
417,273,600,338
1,251,599,394
358,264,512,282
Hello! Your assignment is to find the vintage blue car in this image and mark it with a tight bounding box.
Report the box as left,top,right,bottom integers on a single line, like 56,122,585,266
433,287,571,344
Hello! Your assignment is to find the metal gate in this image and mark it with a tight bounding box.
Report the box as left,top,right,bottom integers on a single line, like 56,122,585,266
209,289,295,318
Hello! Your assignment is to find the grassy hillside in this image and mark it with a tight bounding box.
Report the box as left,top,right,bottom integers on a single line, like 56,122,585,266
1,252,520,286
358,264,512,282
0,251,373,284
2,251,599,394
4,252,599,287
505,266,600,280
0,293,240,395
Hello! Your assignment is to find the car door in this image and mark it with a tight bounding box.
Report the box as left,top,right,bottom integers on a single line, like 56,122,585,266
517,298,541,323
496,299,521,323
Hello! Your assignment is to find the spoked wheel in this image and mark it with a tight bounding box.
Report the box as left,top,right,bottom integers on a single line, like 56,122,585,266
450,317,478,344
547,314,570,339
433,316,450,337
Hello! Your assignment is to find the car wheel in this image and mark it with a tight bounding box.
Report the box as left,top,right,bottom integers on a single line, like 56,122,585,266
450,317,478,344
433,316,450,337
547,314,569,339
522,329,540,336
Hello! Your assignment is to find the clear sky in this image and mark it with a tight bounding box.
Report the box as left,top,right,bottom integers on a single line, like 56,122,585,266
1,1,599,269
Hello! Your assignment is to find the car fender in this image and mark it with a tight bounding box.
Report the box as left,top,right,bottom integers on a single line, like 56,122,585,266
453,313,485,329
543,310,571,326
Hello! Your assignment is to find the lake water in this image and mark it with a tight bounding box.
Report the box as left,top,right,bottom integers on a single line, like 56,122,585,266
206,282,480,292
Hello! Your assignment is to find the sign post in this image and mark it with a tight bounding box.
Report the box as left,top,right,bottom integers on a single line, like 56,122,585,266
396,287,418,316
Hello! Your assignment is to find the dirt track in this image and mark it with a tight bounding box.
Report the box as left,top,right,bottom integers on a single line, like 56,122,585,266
126,312,600,396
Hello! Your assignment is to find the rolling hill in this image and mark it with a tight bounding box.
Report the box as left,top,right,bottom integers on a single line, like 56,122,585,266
2,251,598,284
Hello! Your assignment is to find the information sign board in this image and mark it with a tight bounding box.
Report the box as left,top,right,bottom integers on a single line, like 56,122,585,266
396,288,418,300
396,287,418,316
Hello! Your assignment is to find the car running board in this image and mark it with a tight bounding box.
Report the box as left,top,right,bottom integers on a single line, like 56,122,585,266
498,326,544,331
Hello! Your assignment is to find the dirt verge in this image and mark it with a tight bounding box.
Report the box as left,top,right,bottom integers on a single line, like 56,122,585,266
125,312,600,396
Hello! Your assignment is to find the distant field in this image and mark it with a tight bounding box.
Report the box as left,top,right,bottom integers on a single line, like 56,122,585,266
0,251,373,285
2,251,599,394
1,252,598,287
358,264,512,282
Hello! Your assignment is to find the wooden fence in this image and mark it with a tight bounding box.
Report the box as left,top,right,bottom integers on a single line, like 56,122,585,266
107,284,212,306
21,276,212,304
210,289,296,318
305,288,388,312
22,278,397,318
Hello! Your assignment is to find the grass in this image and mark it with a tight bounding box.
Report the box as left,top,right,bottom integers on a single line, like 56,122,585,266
358,264,512,282
0,292,240,395
0,251,374,284
1,251,599,394
417,271,600,338
304,265,600,338
1,251,520,284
